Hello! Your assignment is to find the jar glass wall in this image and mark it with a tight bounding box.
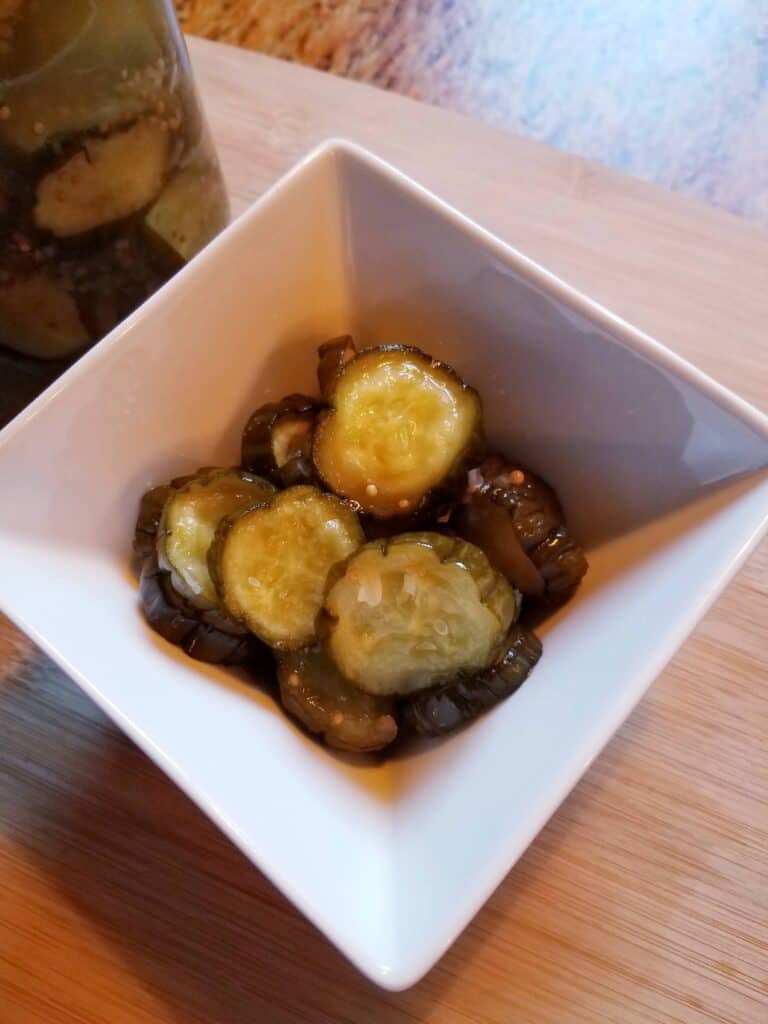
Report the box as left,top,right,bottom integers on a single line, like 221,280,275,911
0,0,229,421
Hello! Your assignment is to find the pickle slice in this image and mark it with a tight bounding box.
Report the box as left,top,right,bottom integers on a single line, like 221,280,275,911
0,0,166,153
529,526,589,604
468,455,562,551
133,482,175,574
323,532,519,696
140,554,259,666
455,494,545,597
34,118,170,237
317,335,356,400
313,345,483,519
457,455,587,602
131,471,198,574
0,271,89,358
158,468,276,610
403,623,542,736
241,393,320,488
144,157,229,263
211,485,364,651
277,645,397,753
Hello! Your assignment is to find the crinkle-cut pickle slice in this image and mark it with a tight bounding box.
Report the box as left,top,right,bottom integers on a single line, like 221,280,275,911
316,334,356,400
403,622,542,736
277,645,397,753
458,455,587,602
140,554,258,667
323,532,519,696
467,455,563,552
34,118,170,237
313,345,482,518
158,468,276,610
212,485,364,651
133,482,176,573
132,470,203,574
0,273,90,359
241,393,319,487
530,525,588,604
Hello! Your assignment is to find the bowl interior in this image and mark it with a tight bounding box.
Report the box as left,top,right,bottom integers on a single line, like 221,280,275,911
0,142,766,988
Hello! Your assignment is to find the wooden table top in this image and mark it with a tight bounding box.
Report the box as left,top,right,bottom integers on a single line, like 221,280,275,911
1,36,767,1024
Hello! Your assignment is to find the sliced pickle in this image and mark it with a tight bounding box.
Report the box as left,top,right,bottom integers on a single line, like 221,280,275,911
158,467,276,610
0,0,97,79
529,526,589,604
0,272,89,358
133,482,175,574
457,455,587,602
455,494,545,597
140,554,260,666
468,455,562,551
241,393,320,487
277,645,398,753
403,623,542,736
131,471,199,574
144,156,229,262
0,0,167,153
323,532,519,696
211,485,364,651
313,345,483,519
317,334,356,400
34,118,170,237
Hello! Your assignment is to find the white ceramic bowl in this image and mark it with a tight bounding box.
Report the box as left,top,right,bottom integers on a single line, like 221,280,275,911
1,141,766,991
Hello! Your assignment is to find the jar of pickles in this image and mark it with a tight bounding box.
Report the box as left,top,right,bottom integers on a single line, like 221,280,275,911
0,0,228,384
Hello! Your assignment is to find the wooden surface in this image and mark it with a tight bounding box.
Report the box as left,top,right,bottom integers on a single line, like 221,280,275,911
174,0,768,223
1,36,767,1023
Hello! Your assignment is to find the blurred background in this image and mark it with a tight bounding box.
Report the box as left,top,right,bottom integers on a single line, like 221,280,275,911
175,0,768,223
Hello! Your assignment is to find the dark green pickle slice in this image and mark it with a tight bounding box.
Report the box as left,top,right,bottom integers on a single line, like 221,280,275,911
529,525,588,604
277,645,397,753
403,623,542,736
140,554,262,666
457,455,587,603
316,334,356,400
241,393,320,487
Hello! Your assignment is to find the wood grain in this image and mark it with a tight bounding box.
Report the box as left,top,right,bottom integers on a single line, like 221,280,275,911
1,37,767,1023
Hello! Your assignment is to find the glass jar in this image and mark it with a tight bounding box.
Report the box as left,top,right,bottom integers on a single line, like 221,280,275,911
0,0,229,419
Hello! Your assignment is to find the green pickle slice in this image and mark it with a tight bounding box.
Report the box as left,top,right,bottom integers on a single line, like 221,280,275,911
316,335,356,400
241,393,319,487
140,553,260,667
144,151,229,262
0,271,89,358
0,0,168,153
456,455,588,602
313,345,483,519
158,467,276,609
277,645,397,753
34,118,171,237
323,532,519,696
211,485,364,651
403,623,543,736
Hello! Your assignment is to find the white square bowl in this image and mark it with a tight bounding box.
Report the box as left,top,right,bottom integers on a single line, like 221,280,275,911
0,140,767,991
